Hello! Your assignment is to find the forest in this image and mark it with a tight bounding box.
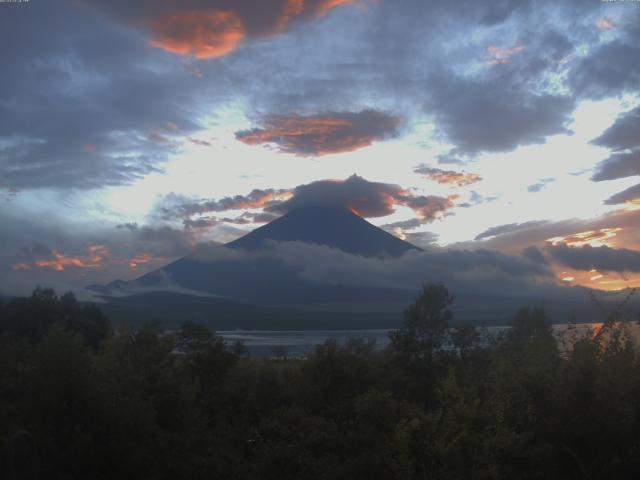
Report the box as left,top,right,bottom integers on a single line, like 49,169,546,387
1,285,640,479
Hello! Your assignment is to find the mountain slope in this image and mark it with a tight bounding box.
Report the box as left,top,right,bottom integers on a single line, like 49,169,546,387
88,206,422,323
227,205,420,257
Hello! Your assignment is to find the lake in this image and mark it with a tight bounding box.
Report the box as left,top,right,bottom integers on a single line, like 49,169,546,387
218,322,624,358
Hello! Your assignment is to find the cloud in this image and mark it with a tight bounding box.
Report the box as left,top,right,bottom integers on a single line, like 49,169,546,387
546,244,640,273
89,0,358,60
590,105,640,203
13,243,107,272
596,17,616,31
235,110,401,156
427,73,574,155
605,183,640,206
256,240,559,297
0,1,205,190
148,10,246,59
381,219,423,232
526,177,554,193
160,176,458,230
593,105,640,152
485,43,525,65
164,189,292,219
471,209,640,256
117,223,198,257
571,38,640,99
240,211,280,224
592,151,640,182
474,221,549,241
268,175,457,222
414,166,482,187
546,228,623,248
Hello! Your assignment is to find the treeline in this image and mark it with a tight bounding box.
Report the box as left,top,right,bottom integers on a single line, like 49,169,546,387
1,285,640,479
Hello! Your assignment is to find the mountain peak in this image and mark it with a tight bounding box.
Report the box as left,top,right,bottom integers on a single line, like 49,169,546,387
226,205,420,257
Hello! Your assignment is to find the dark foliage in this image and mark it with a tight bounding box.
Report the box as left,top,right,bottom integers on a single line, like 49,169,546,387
1,285,640,479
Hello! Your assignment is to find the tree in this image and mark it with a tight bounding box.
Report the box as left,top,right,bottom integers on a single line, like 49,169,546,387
390,283,453,366
505,306,553,349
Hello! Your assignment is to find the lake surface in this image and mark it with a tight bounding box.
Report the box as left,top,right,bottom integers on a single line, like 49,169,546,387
218,323,617,358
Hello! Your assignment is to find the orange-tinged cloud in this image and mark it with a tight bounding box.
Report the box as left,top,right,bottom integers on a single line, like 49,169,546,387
266,174,457,223
13,244,160,273
552,265,640,291
596,17,615,30
148,10,246,59
314,0,354,17
486,44,524,65
169,189,294,219
145,1,356,59
272,0,355,35
236,110,401,156
546,228,622,248
415,166,482,187
273,0,306,34
23,250,104,272
112,252,155,269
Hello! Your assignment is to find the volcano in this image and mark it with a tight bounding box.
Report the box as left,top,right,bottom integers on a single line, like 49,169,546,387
227,205,420,257
88,207,421,327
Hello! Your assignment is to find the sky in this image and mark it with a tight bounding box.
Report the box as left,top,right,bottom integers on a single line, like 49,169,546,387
1,0,640,297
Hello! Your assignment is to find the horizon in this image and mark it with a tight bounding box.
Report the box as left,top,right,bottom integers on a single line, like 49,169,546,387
2,0,640,299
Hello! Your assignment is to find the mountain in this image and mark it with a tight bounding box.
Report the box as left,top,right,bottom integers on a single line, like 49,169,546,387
88,207,421,327
227,205,420,257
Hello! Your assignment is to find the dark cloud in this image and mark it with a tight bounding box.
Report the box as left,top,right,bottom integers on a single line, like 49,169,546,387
16,244,56,264
527,178,554,193
401,195,458,223
268,175,457,222
475,221,549,241
592,151,640,182
164,189,291,219
240,211,280,224
546,244,640,273
437,154,467,165
88,0,359,58
117,223,195,257
571,38,640,99
0,1,204,190
414,166,482,187
468,209,640,256
591,106,640,202
458,191,499,209
1,0,622,193
605,183,640,205
160,176,457,229
404,232,440,249
235,110,401,156
381,219,423,232
521,245,549,265
593,105,640,152
261,240,557,296
428,73,574,155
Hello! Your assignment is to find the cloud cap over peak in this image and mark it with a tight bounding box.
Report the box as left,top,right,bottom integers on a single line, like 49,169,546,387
268,174,457,222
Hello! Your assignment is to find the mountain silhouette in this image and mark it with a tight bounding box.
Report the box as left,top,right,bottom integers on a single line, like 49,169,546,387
88,206,420,308
227,205,420,257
